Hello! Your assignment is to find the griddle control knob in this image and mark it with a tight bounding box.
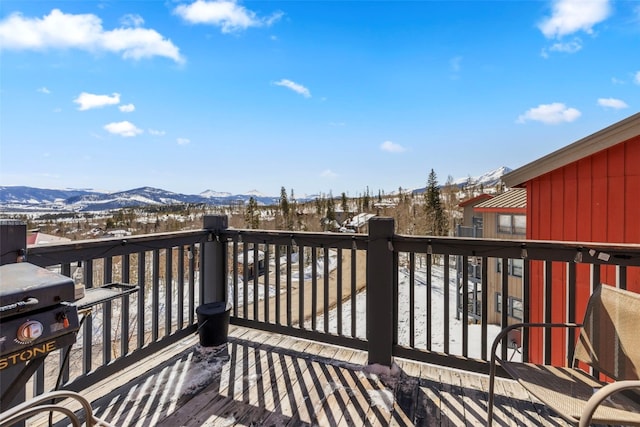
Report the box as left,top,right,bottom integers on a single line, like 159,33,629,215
57,312,70,328
17,320,44,343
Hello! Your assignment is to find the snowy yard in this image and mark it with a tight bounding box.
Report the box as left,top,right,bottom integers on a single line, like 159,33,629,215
309,261,513,360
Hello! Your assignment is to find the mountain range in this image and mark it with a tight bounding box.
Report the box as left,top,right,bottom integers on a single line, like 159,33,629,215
0,186,281,212
0,166,511,212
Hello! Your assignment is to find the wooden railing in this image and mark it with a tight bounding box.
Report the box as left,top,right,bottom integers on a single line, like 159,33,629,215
15,215,640,399
25,229,208,396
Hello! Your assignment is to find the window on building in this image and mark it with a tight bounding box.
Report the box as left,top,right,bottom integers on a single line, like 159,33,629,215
513,215,526,234
497,214,526,235
512,298,523,320
495,292,523,320
496,258,524,278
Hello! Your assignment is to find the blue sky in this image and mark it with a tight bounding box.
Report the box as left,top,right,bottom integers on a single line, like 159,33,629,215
1,0,638,197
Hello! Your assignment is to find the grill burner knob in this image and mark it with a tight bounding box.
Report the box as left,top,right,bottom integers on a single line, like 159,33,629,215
16,320,44,343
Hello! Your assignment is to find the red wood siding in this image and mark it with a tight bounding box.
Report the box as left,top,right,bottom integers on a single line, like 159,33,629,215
526,136,640,364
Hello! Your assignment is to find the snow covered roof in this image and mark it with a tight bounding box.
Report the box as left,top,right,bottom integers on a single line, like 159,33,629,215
344,213,375,228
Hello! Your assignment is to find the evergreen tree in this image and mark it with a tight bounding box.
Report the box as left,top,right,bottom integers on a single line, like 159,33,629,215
326,192,336,222
363,187,370,212
279,186,289,230
424,169,448,236
442,175,459,231
289,188,297,230
245,197,260,229
341,192,349,217
315,196,323,215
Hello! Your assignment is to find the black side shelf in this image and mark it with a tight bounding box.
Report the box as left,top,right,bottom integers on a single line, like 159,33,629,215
75,283,139,310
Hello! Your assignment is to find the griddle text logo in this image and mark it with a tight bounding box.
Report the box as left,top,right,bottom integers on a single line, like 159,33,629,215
0,341,56,370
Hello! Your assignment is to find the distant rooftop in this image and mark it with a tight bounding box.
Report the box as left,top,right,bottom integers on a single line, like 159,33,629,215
458,193,493,208
474,189,526,213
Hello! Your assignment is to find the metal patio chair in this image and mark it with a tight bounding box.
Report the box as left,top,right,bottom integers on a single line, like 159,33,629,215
487,284,640,427
0,390,114,427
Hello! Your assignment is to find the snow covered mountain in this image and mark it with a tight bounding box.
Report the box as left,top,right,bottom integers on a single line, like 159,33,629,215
0,167,512,212
200,189,232,198
0,186,279,212
412,166,511,194
452,166,512,188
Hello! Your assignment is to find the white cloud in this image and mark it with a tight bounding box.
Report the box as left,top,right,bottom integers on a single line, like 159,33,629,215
274,79,311,98
120,14,144,28
119,103,135,112
177,137,190,145
538,0,611,38
597,98,628,109
549,39,582,53
37,87,50,94
380,141,406,153
149,129,166,136
541,39,583,58
611,77,624,85
517,103,581,124
320,169,338,179
0,9,184,63
174,0,283,33
74,92,120,110
635,71,640,85
104,121,143,137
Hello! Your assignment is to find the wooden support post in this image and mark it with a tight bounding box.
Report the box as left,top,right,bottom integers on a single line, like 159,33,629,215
0,220,27,266
367,217,395,366
203,215,228,304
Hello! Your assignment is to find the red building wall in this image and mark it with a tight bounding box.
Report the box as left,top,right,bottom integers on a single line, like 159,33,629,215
526,136,640,364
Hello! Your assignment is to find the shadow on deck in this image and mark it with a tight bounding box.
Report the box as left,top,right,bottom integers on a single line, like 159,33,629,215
42,326,571,427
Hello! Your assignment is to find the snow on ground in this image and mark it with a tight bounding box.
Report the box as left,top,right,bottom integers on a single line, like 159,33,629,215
309,261,517,360
228,250,338,308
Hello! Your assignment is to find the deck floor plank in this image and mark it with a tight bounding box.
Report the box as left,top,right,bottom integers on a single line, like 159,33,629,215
27,326,581,427
414,360,444,426
459,364,489,427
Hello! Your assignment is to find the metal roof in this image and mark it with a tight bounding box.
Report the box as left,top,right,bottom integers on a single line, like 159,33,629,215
503,112,640,188
474,188,526,211
458,193,493,208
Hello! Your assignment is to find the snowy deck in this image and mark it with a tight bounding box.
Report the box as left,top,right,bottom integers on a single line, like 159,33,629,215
37,325,571,427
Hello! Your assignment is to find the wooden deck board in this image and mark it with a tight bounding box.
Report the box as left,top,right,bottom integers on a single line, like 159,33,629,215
28,326,577,427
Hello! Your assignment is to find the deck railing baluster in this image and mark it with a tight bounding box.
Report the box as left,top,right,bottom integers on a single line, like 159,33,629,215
165,247,173,337
122,254,131,356
311,247,317,331
152,249,160,342
336,248,343,336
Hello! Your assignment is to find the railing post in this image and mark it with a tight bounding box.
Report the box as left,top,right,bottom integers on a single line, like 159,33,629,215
0,220,27,418
0,219,27,265
367,217,395,366
203,215,228,304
